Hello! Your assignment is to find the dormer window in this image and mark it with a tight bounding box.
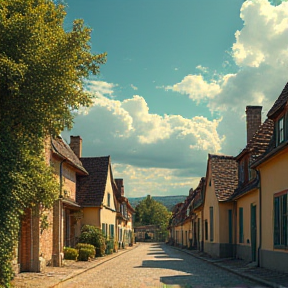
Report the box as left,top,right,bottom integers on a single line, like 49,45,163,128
239,161,244,185
277,117,284,145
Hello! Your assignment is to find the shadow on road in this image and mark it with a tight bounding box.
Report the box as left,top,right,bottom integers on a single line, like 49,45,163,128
135,244,256,288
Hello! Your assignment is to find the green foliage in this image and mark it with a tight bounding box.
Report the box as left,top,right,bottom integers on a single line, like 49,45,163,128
0,0,106,286
135,195,171,238
78,247,95,261
78,225,106,257
63,247,78,260
105,238,114,255
75,243,95,251
76,243,95,261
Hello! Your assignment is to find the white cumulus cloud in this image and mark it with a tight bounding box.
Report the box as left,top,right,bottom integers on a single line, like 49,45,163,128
165,0,288,155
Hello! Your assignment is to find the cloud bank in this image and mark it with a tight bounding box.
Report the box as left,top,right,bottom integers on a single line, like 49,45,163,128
65,0,288,197
166,0,288,154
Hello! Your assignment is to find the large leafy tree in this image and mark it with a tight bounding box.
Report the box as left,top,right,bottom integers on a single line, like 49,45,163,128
0,0,106,286
135,195,171,237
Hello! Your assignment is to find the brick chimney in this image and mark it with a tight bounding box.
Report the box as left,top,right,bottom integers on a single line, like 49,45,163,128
189,188,194,196
246,106,262,143
115,179,124,196
70,136,82,158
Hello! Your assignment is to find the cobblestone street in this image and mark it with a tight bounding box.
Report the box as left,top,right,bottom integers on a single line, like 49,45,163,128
57,243,263,288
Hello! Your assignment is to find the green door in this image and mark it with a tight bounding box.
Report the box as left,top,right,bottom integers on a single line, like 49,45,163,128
251,204,257,262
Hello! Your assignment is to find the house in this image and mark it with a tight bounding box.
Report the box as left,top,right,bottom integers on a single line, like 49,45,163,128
169,202,184,246
203,154,238,258
232,107,273,263
189,177,206,251
252,82,288,273
115,179,135,247
76,155,117,241
18,135,88,272
176,191,194,248
169,180,206,249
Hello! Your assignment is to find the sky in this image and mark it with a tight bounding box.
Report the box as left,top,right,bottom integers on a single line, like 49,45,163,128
62,0,288,198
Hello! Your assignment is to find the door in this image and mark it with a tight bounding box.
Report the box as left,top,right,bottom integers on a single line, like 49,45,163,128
251,204,257,262
228,209,233,244
19,209,32,271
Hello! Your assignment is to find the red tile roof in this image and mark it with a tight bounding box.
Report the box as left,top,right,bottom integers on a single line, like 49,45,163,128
209,154,238,201
76,156,110,207
267,82,288,118
51,136,88,175
236,119,274,163
192,177,206,209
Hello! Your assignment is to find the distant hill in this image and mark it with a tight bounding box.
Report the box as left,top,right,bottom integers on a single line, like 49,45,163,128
128,195,187,211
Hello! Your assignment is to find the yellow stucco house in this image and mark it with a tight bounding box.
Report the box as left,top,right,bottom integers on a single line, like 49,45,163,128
189,177,206,251
169,178,206,249
115,179,135,248
252,82,288,273
232,107,273,263
76,155,117,240
203,154,238,258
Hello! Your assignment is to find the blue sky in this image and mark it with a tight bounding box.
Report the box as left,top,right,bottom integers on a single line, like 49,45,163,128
62,0,288,197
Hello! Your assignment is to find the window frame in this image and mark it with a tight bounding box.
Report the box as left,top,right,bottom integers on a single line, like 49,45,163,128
274,191,288,249
205,220,208,241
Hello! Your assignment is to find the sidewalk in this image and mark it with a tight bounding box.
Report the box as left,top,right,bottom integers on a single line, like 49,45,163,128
11,244,139,288
171,246,288,288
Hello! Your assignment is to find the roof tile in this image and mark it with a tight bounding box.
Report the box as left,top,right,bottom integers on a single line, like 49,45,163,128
76,156,110,207
209,154,238,201
51,136,88,174
267,82,288,118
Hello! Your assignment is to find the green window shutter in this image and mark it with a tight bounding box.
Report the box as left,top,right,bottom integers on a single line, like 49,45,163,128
109,224,114,239
239,207,244,243
102,223,106,236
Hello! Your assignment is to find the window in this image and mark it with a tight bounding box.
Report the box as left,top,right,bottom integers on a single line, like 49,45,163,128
210,207,214,242
107,193,111,207
109,224,114,239
239,161,244,185
274,193,287,247
239,207,244,243
276,117,285,146
102,223,106,236
278,117,284,144
205,220,208,241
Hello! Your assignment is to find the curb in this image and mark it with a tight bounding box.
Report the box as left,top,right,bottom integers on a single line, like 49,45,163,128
169,246,285,288
50,244,140,288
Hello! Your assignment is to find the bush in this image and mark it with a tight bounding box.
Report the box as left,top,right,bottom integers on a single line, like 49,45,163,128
64,247,78,260
78,248,95,261
76,243,95,261
105,238,114,255
79,225,106,257
75,243,95,251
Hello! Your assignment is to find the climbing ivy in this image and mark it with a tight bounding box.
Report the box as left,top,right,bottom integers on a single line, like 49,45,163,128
0,0,106,286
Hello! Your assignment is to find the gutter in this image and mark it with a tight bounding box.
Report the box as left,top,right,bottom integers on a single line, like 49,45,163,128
59,159,67,198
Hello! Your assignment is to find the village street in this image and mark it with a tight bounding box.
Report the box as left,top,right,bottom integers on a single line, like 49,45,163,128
57,243,262,288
